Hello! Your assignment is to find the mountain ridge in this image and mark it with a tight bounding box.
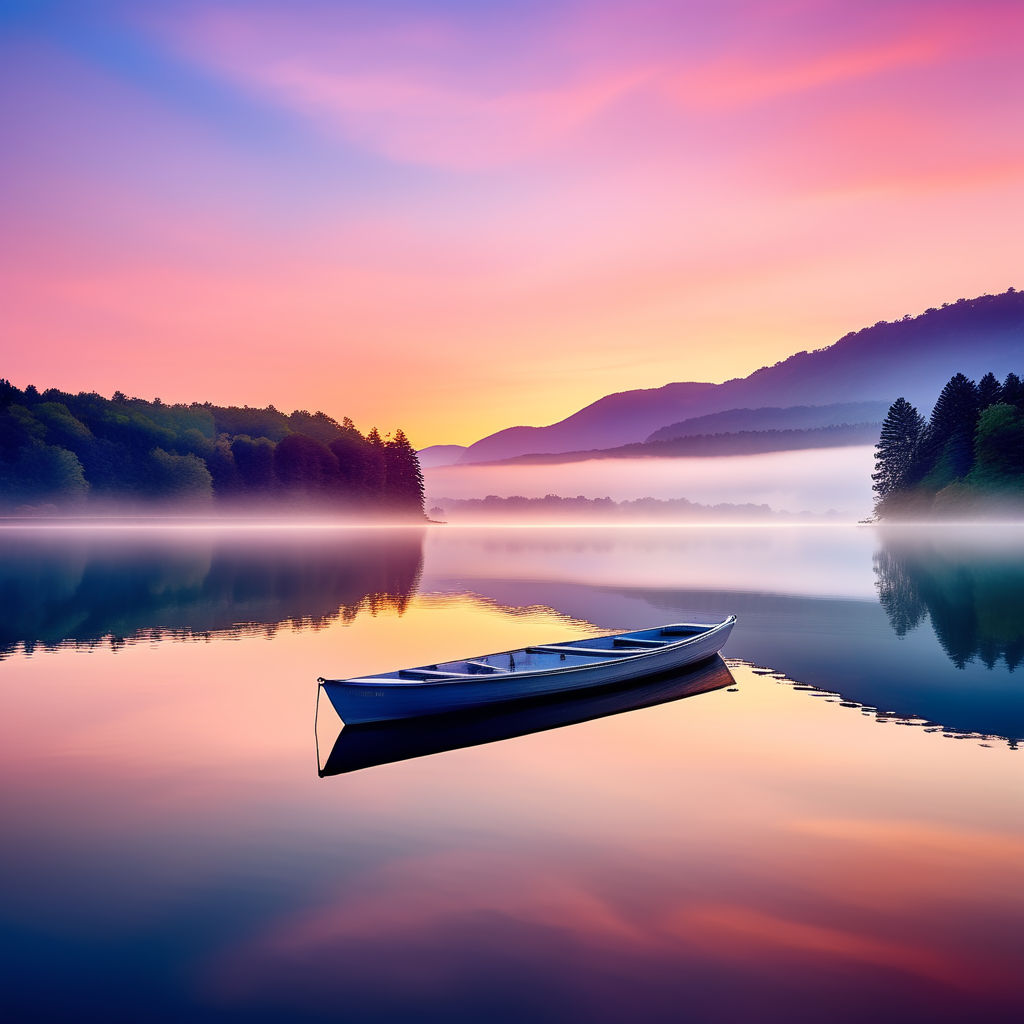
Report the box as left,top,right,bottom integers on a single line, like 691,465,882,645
451,289,1024,464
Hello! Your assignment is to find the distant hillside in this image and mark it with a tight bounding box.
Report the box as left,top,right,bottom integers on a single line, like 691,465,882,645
479,423,881,466
458,289,1024,463
418,444,468,468
646,401,887,443
431,494,836,522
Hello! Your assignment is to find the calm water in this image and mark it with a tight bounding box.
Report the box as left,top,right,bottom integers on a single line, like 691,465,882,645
1,523,1021,1022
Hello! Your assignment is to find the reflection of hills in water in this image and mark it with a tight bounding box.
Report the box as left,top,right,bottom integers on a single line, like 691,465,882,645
874,536,1024,671
0,529,423,657
318,656,734,776
421,575,1024,745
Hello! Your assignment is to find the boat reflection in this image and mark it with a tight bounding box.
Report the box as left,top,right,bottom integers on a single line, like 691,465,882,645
317,655,734,776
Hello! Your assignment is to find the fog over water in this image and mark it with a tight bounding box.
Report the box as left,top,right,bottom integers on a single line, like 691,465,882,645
425,446,876,516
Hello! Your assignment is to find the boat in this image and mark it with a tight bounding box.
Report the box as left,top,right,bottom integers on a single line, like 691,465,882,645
318,655,735,775
317,617,735,725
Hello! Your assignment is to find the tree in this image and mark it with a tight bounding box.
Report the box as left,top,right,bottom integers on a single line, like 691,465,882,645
0,441,89,506
363,428,387,503
148,448,214,502
872,398,925,501
924,373,980,482
1002,372,1024,410
977,372,1003,410
384,429,426,518
971,404,1024,484
273,434,340,497
231,435,276,493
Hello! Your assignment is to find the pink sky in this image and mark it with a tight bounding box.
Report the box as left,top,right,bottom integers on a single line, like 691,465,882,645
1,0,1022,445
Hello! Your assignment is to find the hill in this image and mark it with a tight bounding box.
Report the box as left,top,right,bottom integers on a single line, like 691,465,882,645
477,423,880,466
646,401,887,443
418,444,469,467
456,290,1024,463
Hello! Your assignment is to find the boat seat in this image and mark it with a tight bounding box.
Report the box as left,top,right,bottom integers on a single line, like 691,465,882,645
527,645,649,657
464,660,504,673
613,637,673,647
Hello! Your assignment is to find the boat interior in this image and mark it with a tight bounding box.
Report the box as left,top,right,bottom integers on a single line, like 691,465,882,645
341,623,719,684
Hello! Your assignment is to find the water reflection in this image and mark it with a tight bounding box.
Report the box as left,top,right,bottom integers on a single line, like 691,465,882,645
874,532,1024,671
318,656,734,776
0,527,424,657
420,527,1024,743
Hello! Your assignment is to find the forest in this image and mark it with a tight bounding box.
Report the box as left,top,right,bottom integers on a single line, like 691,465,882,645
0,380,425,517
873,371,1024,517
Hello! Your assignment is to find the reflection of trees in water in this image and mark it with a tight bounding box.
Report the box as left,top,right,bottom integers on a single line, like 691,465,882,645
873,536,1024,670
0,530,423,657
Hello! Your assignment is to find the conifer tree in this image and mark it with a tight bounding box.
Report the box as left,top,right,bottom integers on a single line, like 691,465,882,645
872,397,925,501
977,371,1002,410
925,373,980,480
363,428,387,502
384,429,426,518
1002,372,1024,409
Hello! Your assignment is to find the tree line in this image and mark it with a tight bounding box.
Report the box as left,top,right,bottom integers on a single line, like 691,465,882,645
431,494,835,521
0,380,425,517
873,372,1024,517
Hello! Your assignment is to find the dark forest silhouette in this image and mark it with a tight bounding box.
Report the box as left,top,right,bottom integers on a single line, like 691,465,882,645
0,381,425,517
0,529,424,658
874,535,1024,671
873,371,1024,517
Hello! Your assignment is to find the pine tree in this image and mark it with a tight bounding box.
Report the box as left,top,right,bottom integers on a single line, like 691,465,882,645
1002,372,1024,409
364,428,387,502
872,397,925,501
384,429,426,518
924,373,980,480
977,371,1003,410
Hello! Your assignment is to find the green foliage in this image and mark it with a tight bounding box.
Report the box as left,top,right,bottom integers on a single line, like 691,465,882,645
148,448,214,502
878,374,1024,518
274,434,340,496
970,404,1024,487
0,381,425,516
0,441,89,505
231,435,276,493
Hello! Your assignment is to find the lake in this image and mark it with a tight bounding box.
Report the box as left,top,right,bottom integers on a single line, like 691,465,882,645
0,522,1021,1023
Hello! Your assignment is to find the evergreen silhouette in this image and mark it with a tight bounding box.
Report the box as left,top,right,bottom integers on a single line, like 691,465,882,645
977,371,1003,409
924,372,980,483
1001,372,1024,409
872,398,925,501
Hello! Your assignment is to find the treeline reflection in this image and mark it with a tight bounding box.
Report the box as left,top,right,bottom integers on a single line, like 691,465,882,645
874,534,1024,670
0,529,423,657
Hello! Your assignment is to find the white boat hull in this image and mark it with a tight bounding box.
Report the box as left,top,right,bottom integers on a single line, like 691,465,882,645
320,618,735,725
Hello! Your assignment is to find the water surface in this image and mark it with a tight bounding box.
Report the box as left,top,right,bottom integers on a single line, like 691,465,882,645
0,523,1020,1022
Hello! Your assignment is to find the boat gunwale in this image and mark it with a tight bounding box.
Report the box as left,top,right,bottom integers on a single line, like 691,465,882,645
319,617,736,689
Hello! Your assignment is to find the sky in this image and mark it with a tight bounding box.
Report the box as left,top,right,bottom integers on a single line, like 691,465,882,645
1,0,1022,447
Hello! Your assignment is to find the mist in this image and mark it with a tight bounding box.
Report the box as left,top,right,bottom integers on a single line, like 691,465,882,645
425,446,876,518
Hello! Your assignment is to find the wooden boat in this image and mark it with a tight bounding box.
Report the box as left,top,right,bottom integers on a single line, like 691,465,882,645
318,655,735,775
318,617,735,725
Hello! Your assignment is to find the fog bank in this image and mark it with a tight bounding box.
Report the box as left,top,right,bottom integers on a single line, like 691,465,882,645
425,446,876,516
